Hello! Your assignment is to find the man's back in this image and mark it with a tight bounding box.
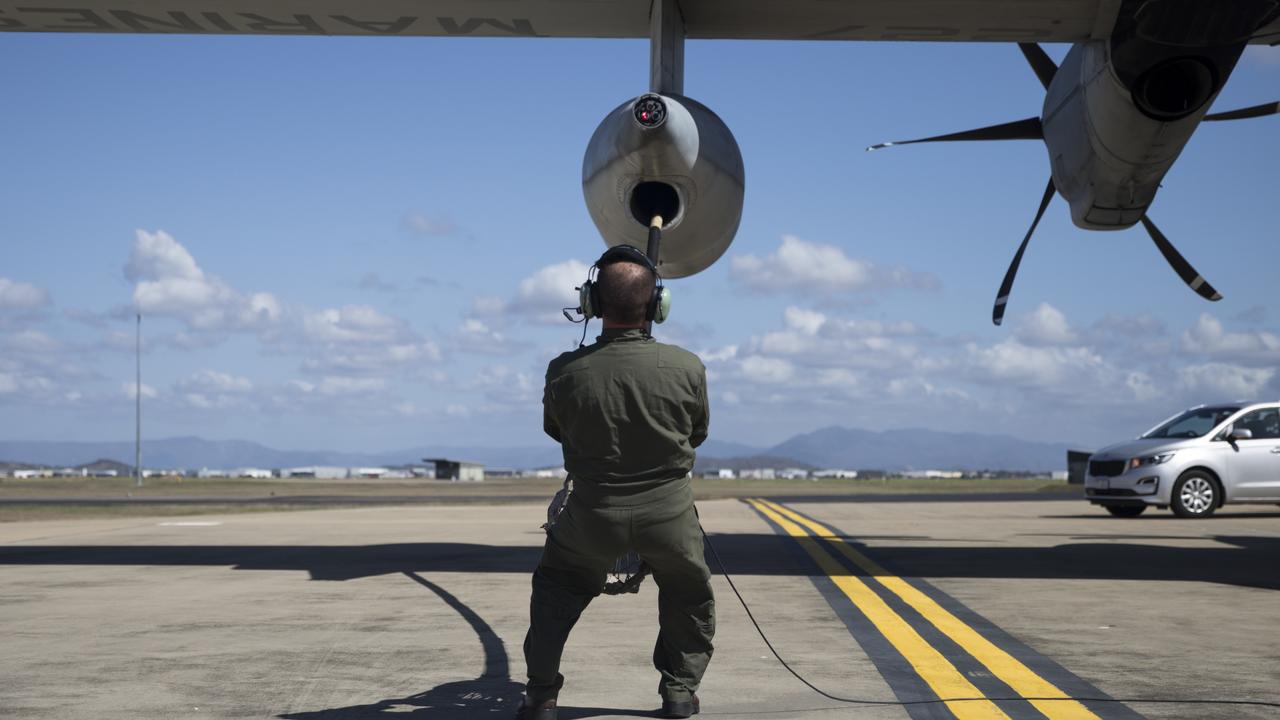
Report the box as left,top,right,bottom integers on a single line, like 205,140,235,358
544,327,708,505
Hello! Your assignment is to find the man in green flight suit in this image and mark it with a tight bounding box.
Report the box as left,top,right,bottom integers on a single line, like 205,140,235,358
516,245,714,720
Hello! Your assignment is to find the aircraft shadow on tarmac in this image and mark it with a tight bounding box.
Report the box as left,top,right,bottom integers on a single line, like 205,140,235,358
277,572,652,720
2,533,1278,590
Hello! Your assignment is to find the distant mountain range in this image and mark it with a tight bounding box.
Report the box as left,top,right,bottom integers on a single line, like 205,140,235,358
0,427,1079,473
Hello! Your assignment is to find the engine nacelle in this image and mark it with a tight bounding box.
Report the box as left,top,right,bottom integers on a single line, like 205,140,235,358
582,93,745,278
1040,0,1260,231
1040,41,1226,230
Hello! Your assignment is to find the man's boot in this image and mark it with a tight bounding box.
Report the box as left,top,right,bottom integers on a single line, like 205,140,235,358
660,694,699,718
515,695,557,720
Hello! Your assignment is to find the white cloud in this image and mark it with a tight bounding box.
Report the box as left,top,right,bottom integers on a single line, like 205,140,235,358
303,342,442,375
1175,363,1275,400
784,306,826,335
517,260,588,309
740,356,795,384
302,305,405,344
1014,303,1078,346
455,318,523,355
0,278,51,311
469,364,539,405
4,330,61,354
179,370,253,394
964,339,1109,391
125,230,283,332
1180,313,1280,366
175,371,254,410
289,376,387,396
729,236,937,295
122,381,158,400
472,259,590,325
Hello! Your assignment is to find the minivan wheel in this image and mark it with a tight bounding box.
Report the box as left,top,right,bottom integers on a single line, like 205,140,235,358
1172,471,1218,518
1104,504,1146,518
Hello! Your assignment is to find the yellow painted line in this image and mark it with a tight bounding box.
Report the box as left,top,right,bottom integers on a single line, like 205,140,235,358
758,499,1101,720
746,499,1010,719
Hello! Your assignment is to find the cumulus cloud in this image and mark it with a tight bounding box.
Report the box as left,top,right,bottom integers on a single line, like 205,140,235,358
1014,303,1078,346
122,381,159,400
730,236,937,295
302,305,405,344
125,230,283,332
119,230,446,380
1175,363,1275,400
0,278,51,312
693,301,1262,444
303,342,442,376
964,339,1110,391
740,356,795,384
455,318,523,355
1180,314,1280,366
174,370,254,410
472,259,590,325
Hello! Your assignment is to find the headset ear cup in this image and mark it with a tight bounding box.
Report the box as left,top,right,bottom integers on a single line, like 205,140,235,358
653,287,672,324
579,281,596,320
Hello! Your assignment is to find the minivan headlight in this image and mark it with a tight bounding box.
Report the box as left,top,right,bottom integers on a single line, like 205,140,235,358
1129,452,1175,469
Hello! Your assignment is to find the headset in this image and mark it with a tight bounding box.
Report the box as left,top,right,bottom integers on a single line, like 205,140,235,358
575,244,671,324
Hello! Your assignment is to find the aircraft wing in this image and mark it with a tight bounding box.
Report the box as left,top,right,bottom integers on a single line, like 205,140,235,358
0,0,1126,41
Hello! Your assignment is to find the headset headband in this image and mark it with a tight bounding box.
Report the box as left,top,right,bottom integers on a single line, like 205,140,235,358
596,244,659,277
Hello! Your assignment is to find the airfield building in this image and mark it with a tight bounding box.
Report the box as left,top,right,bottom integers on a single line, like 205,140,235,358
283,466,347,479
423,458,484,482
813,469,859,479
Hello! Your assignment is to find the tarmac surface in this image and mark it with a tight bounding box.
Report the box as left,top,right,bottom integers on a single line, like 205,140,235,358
1,495,1277,719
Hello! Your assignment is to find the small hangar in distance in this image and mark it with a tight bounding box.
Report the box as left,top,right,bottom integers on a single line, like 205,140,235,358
423,458,485,482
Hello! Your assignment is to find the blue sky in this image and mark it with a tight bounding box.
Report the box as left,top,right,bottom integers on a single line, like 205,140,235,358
2,34,1277,453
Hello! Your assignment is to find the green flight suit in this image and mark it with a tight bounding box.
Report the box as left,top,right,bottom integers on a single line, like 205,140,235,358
523,327,714,705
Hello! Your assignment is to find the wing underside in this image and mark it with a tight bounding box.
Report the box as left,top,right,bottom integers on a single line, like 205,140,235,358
1,0,1122,40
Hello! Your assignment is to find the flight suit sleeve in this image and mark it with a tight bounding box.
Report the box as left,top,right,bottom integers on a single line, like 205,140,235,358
690,364,709,449
543,372,562,444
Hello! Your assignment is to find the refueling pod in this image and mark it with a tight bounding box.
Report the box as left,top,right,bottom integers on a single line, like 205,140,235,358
582,93,745,279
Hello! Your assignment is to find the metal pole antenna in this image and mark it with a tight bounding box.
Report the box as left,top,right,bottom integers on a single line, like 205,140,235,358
135,312,143,488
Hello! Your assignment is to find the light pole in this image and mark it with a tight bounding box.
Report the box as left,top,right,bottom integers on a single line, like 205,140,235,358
135,312,143,488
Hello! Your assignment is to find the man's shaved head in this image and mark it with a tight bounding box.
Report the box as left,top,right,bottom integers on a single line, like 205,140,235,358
598,259,654,326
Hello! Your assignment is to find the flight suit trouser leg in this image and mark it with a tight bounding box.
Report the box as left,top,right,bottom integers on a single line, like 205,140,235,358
633,488,715,703
522,496,626,704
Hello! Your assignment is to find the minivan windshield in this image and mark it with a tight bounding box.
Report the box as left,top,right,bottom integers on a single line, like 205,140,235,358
1143,406,1241,439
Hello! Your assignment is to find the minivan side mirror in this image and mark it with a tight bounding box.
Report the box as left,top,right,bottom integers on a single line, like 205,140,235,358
1228,427,1253,441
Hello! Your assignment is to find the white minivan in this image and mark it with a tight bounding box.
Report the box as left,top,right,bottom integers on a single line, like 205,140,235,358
1085,402,1280,518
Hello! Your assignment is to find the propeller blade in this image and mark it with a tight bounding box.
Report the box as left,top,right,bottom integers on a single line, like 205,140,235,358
1018,43,1058,91
1139,216,1223,302
1204,101,1280,121
993,177,1056,326
867,117,1042,151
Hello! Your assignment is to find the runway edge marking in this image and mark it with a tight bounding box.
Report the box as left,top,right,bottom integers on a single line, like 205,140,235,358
746,498,1012,719
751,498,1145,720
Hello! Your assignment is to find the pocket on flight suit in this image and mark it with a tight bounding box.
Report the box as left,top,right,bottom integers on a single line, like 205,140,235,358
542,496,627,577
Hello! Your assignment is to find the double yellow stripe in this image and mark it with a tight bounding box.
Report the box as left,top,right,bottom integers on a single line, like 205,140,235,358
748,498,1100,720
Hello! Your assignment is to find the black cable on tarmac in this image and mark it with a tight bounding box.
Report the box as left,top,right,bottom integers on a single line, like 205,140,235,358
698,524,1280,712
